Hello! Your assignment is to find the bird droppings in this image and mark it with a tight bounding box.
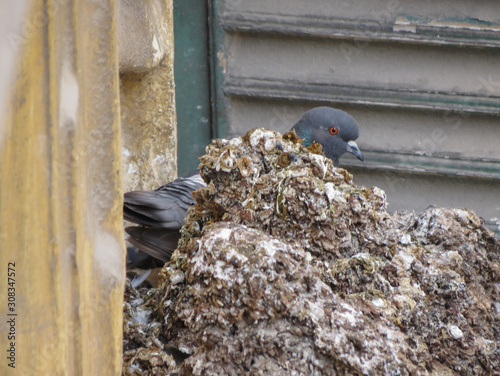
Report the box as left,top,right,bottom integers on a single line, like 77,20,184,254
448,325,464,340
399,233,412,245
123,129,500,375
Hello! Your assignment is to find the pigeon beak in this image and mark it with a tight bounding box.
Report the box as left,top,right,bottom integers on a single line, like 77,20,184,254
346,140,364,162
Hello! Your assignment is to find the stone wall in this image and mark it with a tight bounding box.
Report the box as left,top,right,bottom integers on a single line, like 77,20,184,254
118,0,177,192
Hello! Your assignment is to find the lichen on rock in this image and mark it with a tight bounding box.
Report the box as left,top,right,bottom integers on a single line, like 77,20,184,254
123,129,500,376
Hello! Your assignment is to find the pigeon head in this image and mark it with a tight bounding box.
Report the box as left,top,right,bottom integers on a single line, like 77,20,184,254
291,107,363,166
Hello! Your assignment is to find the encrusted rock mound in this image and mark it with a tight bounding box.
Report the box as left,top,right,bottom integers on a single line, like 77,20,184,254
123,129,500,376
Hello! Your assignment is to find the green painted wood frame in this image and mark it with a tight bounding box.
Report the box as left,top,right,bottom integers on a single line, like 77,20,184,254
173,0,227,176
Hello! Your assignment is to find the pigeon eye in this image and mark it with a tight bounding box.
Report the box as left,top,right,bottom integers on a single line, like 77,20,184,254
329,126,338,135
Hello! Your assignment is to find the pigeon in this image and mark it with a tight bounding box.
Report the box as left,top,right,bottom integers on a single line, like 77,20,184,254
124,107,363,267
124,170,204,265
292,107,363,166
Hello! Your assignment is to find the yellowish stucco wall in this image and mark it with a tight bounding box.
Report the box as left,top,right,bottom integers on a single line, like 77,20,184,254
0,1,126,374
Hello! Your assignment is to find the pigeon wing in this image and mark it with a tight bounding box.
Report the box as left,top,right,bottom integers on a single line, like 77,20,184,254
124,171,205,229
125,227,181,262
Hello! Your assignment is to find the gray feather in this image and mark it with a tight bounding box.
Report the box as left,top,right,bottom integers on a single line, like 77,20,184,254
124,172,205,229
